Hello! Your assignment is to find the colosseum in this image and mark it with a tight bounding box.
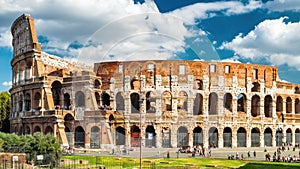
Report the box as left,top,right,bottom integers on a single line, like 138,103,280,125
9,14,300,150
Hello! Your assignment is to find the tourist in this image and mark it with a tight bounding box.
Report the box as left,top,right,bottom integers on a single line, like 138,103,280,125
247,151,250,158
253,151,256,158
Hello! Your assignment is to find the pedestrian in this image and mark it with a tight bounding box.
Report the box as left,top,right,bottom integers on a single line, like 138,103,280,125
253,151,256,158
247,151,250,158
167,151,170,158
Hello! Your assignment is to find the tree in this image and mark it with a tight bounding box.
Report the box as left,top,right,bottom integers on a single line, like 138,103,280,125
0,91,10,132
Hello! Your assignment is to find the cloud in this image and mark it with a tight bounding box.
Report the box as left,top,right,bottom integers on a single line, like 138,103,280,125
263,0,300,12
2,81,12,86
221,17,300,69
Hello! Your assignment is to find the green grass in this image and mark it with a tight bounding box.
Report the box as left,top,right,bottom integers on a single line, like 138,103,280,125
60,156,300,169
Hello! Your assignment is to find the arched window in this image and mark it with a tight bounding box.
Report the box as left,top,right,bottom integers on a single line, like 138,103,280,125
177,91,188,111
116,92,125,111
193,93,203,115
264,95,272,117
286,97,292,113
194,79,203,90
51,81,62,106
224,93,232,112
101,92,110,107
130,93,140,113
237,93,247,113
75,91,85,107
33,92,41,110
146,91,156,113
209,93,218,115
276,96,283,112
295,99,300,114
251,82,260,92
25,93,31,111
162,91,172,111
251,95,260,117
94,80,101,89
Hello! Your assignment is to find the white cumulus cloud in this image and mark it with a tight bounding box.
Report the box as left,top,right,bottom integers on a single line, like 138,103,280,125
221,17,300,69
2,81,12,86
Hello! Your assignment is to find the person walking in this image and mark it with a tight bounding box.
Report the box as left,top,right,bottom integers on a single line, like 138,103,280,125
253,151,256,158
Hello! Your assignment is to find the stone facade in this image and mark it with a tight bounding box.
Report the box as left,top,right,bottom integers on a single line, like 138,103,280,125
9,14,300,150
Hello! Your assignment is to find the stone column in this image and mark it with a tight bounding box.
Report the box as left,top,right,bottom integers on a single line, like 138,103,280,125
189,129,193,147
232,129,237,148
247,128,251,147
272,129,276,147
203,126,209,149
292,128,296,146
125,123,131,148
260,131,264,147
218,127,223,148
155,125,161,148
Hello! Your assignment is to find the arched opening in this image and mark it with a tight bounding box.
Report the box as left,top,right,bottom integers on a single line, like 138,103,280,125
146,91,156,113
90,126,100,148
130,77,140,90
264,128,272,146
209,127,218,148
295,128,300,146
264,95,272,117
75,91,85,107
51,81,62,107
94,79,101,89
295,87,300,94
251,82,260,92
194,79,203,90
95,92,100,107
64,114,75,146
193,127,203,146
276,96,283,112
209,93,218,115
286,97,292,113
193,93,203,115
18,94,23,112
116,126,125,145
237,127,246,147
33,126,41,133
101,92,110,107
223,127,232,147
251,95,260,117
131,125,140,147
25,126,31,135
130,93,140,113
237,93,247,112
276,129,283,146
33,92,41,110
45,126,53,134
295,99,300,114
116,92,125,111
162,127,171,148
145,126,156,147
25,93,31,111
177,126,188,147
251,128,260,147
224,93,232,112
162,91,172,111
64,93,71,109
286,128,292,145
177,91,188,112
75,126,85,147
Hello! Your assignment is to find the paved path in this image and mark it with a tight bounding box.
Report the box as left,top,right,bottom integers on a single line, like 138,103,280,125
74,146,300,161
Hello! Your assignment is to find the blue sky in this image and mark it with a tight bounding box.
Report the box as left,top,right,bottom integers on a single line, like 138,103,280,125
1,0,300,91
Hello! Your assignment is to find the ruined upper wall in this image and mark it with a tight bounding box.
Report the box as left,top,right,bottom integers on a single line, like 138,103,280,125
11,14,41,57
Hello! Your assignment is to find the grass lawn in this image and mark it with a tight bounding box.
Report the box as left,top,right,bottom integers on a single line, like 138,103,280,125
61,156,300,169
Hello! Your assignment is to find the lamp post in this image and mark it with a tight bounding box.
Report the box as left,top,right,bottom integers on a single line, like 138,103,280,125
139,66,143,169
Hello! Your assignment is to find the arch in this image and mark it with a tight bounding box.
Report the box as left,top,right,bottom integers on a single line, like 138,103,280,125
295,128,300,146
286,97,292,113
251,95,260,117
251,82,260,92
193,127,203,146
162,127,171,148
286,128,292,144
146,91,156,113
237,93,247,112
33,92,41,110
276,96,283,112
130,77,140,90
25,126,31,135
64,93,71,109
18,94,23,112
51,80,62,107
33,126,41,133
64,113,75,121
116,92,125,111
237,127,246,147
177,126,188,147
25,93,31,111
224,93,232,112
131,125,140,147
194,79,203,90
177,91,188,111
130,93,140,113
209,127,218,148
295,87,300,94
94,79,101,89
193,93,203,115
264,128,272,146
251,128,260,147
145,125,156,147
45,126,53,134
295,99,300,114
116,126,125,145
75,91,85,107
162,91,172,111
90,126,100,148
209,93,218,115
264,95,272,117
74,126,85,147
276,128,283,146
101,92,110,107
223,127,232,147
